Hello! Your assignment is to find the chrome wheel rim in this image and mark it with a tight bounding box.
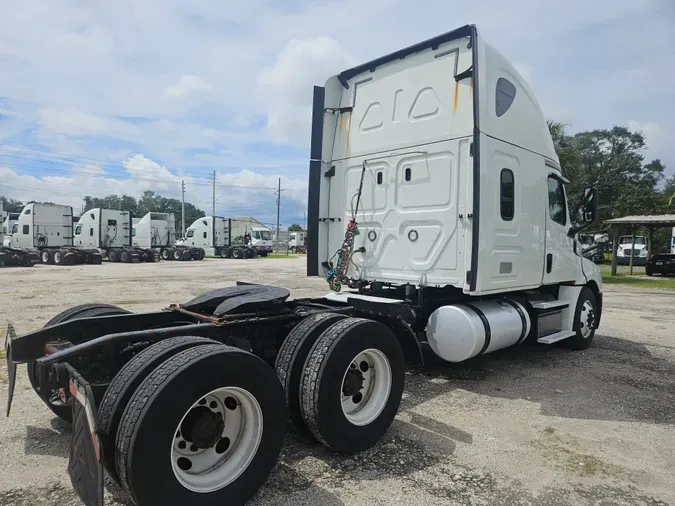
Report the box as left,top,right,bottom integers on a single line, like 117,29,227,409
171,386,263,493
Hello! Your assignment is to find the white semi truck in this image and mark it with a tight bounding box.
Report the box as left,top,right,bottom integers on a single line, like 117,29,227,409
74,209,158,262
132,212,205,261
6,25,605,506
2,211,20,247
0,203,41,267
10,203,102,265
288,230,306,253
615,235,648,265
177,216,270,258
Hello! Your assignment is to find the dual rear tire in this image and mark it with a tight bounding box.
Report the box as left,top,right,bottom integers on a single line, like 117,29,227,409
99,337,285,506
275,314,405,454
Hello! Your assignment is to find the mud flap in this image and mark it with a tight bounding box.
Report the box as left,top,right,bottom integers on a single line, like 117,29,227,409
4,324,17,417
67,368,104,506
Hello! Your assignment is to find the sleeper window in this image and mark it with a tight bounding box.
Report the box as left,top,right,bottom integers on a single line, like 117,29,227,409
495,78,516,117
22,225,29,234
500,169,514,220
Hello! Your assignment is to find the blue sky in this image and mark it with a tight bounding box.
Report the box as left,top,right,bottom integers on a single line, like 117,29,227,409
0,0,673,227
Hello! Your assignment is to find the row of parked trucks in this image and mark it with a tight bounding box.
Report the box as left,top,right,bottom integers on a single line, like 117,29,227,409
1,202,276,266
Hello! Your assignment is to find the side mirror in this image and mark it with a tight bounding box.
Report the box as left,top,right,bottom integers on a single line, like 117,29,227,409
581,187,599,224
568,187,599,237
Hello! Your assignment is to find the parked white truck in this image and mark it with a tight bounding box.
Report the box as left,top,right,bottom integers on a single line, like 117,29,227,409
288,230,306,253
5,25,605,506
615,235,648,265
132,212,205,261
74,209,158,262
1,203,41,266
177,217,270,258
10,203,102,265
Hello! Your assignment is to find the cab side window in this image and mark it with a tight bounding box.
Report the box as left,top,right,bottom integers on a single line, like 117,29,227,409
547,176,567,226
500,169,514,220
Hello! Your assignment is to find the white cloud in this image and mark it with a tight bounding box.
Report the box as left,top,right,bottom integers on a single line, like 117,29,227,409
257,36,353,145
164,75,212,100
39,108,110,136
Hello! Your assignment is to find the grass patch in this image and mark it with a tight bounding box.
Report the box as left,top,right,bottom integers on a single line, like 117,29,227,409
598,263,675,290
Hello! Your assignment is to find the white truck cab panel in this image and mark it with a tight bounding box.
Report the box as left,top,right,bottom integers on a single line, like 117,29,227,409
14,203,74,250
308,24,596,296
74,209,131,249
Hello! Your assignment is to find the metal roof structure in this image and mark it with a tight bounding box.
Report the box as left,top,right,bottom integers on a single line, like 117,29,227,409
605,214,675,225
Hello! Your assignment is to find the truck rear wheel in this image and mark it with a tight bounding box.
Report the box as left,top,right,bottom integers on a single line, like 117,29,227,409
173,249,184,261
120,250,131,263
108,248,120,262
41,250,53,264
299,318,405,454
275,313,347,428
219,248,230,259
53,249,64,265
231,248,243,259
245,249,254,259
115,344,285,506
28,304,132,423
161,248,172,261
99,336,219,483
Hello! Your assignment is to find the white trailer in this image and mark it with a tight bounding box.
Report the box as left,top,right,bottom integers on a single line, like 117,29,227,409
74,209,158,262
177,216,261,259
132,212,205,261
6,25,606,506
2,211,20,247
288,230,306,253
11,203,102,265
671,227,675,254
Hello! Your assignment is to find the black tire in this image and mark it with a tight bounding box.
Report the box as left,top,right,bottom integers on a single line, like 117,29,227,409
646,270,653,276
41,249,53,264
173,249,183,261
108,249,120,262
245,249,254,259
275,313,348,428
120,250,130,263
53,249,64,265
219,248,230,259
28,304,132,422
115,345,286,506
88,253,103,264
564,287,599,350
199,248,206,260
99,336,219,483
161,248,172,261
231,248,243,259
299,318,405,454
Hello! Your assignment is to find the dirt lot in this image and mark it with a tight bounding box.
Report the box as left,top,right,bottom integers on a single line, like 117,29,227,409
1,258,673,506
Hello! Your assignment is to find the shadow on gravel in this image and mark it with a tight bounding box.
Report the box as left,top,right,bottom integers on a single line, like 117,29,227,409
24,424,70,457
403,335,675,425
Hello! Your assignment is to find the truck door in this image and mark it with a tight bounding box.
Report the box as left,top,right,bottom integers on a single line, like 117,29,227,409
542,174,578,284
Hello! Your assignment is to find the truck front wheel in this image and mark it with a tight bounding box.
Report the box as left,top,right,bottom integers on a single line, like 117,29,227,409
115,344,285,506
299,317,405,454
564,287,598,351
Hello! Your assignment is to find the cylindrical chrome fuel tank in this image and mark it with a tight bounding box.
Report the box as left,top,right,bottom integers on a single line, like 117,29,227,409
425,298,531,363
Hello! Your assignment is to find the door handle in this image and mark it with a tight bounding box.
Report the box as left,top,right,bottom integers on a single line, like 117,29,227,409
546,253,553,274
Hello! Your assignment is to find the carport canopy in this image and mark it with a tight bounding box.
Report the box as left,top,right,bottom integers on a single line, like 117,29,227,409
604,214,675,276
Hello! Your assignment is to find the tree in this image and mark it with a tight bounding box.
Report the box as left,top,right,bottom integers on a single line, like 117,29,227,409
0,196,26,213
288,224,303,231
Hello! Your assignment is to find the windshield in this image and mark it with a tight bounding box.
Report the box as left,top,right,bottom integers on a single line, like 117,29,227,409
252,231,260,240
260,230,271,240
619,236,646,245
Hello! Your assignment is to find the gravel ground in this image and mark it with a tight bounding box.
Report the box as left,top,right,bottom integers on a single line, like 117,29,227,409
0,258,673,506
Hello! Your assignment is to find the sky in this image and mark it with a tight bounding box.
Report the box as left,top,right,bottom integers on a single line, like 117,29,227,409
1,0,674,228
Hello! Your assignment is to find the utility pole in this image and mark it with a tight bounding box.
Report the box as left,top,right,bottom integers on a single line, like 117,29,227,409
181,180,186,237
275,178,283,252
212,171,216,218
